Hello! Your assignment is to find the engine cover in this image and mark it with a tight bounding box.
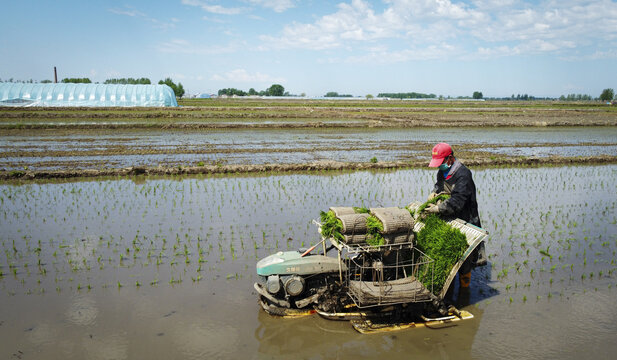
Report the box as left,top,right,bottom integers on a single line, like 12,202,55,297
256,251,346,277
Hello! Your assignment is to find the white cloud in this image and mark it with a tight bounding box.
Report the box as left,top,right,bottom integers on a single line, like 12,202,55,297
167,73,188,80
589,48,617,59
325,42,463,64
259,0,617,61
211,69,285,83
560,47,617,61
476,39,576,58
260,0,485,50
108,8,146,17
181,0,246,15
108,6,176,30
202,16,229,23
246,0,295,13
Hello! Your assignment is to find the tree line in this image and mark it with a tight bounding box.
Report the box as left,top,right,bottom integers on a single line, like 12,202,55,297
559,94,593,101
1,77,615,101
104,78,151,85
61,78,92,83
218,84,287,97
324,92,353,97
377,92,437,99
56,77,185,98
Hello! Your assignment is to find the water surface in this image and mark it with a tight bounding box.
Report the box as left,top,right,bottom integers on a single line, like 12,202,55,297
1,126,616,170
1,165,616,359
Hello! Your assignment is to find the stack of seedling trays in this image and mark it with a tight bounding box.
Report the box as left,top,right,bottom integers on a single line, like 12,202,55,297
324,206,415,252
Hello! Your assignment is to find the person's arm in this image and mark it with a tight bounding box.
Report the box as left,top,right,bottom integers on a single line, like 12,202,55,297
438,172,471,216
433,170,444,194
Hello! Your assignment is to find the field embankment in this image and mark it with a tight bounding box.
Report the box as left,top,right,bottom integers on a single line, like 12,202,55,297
1,99,616,179
1,99,616,129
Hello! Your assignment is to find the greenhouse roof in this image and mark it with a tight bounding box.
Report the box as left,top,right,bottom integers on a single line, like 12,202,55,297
0,83,178,107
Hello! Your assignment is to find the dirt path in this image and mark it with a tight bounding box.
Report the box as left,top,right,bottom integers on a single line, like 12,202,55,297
1,100,616,128
2,155,616,180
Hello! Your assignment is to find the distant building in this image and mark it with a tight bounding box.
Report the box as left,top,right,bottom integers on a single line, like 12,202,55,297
0,83,178,107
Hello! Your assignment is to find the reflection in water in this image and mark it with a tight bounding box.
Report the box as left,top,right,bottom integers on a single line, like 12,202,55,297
67,235,98,270
65,295,98,326
83,333,129,360
170,321,240,359
255,306,484,360
25,323,56,347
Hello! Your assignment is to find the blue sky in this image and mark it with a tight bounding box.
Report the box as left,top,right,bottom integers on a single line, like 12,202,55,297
1,0,616,98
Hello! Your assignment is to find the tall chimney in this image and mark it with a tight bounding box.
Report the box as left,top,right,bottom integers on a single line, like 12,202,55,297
54,67,58,83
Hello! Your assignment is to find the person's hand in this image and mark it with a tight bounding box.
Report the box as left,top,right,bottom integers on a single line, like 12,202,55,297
425,203,440,214
427,192,438,201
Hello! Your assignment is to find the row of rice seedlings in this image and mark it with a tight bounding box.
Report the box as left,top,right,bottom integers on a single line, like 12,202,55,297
1,165,616,303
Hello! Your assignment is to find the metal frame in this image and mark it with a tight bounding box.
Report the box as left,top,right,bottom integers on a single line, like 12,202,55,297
345,246,435,308
314,215,489,305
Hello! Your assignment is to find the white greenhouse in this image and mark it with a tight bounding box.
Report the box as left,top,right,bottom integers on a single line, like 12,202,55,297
0,83,178,107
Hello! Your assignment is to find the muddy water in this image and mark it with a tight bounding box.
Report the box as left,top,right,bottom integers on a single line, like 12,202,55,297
1,165,616,359
1,126,617,170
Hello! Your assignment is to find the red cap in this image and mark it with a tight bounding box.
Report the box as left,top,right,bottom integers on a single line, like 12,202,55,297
429,143,452,167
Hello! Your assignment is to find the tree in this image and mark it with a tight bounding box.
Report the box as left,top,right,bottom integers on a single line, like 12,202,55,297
600,88,614,101
267,84,284,96
472,91,483,99
61,78,91,83
248,88,257,96
105,78,151,85
366,94,374,99
377,92,436,99
158,78,185,98
325,92,352,97
218,88,247,96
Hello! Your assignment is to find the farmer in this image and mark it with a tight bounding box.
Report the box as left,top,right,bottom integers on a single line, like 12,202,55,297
425,142,485,292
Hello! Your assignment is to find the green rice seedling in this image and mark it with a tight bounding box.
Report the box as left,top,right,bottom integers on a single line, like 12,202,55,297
413,194,451,216
319,210,344,242
539,246,551,258
365,216,385,246
415,214,468,292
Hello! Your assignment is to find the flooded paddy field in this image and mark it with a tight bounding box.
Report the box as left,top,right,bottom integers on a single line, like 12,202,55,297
1,165,617,359
1,126,617,172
